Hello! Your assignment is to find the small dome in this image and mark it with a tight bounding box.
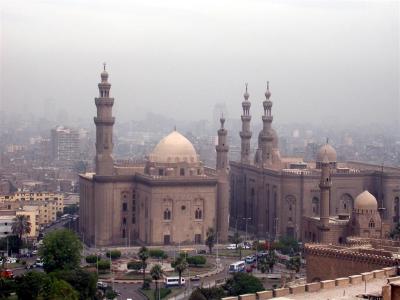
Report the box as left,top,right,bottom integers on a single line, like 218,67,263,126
316,143,337,162
101,70,108,81
354,191,378,211
149,131,198,164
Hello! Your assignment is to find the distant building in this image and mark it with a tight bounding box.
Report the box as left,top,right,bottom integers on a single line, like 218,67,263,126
51,126,80,164
79,67,230,247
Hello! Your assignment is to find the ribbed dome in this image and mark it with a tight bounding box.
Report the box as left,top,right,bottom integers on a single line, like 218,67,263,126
316,144,337,162
149,131,198,164
354,191,378,211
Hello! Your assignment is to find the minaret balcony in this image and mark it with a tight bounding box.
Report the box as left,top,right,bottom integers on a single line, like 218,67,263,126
215,145,229,152
94,117,115,125
239,131,252,138
262,116,273,122
95,98,114,106
241,115,251,121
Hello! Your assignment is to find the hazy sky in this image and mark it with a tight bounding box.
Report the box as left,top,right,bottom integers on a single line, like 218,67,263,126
1,0,399,125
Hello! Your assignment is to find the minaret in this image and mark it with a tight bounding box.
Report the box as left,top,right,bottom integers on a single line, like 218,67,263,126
240,84,252,164
319,153,332,228
216,115,230,242
260,82,274,166
94,63,115,176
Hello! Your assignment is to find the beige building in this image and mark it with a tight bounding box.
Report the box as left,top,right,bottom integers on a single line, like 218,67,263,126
230,84,400,241
79,66,230,247
0,192,64,234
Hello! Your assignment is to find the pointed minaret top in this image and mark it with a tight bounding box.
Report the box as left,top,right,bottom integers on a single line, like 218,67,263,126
101,62,109,82
103,62,106,71
220,113,225,128
243,83,250,100
265,81,271,100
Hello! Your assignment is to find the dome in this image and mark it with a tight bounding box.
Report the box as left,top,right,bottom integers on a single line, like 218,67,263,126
316,143,337,162
354,191,378,211
149,131,199,164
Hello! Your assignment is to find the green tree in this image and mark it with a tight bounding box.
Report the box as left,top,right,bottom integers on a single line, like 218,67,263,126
52,268,98,300
14,271,48,300
224,273,264,296
11,215,31,250
149,249,168,259
150,264,164,300
0,277,15,299
257,257,269,274
39,229,82,273
390,223,400,239
187,255,206,266
42,277,79,300
97,260,111,272
171,256,188,288
85,254,100,264
205,227,216,254
286,256,301,273
189,289,207,300
138,246,149,285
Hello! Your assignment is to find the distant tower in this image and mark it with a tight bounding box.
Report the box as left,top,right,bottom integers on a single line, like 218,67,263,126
260,82,274,167
94,63,115,176
240,84,252,164
216,115,230,242
319,152,332,240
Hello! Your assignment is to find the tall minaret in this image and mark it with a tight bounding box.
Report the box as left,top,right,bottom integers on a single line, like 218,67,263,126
94,63,115,176
260,82,274,166
216,115,230,242
240,84,252,164
319,153,332,228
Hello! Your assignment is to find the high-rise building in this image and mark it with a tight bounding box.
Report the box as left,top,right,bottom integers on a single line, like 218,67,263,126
51,126,80,164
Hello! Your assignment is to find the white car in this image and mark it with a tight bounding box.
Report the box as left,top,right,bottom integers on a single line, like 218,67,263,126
35,259,44,267
226,244,237,250
6,257,17,264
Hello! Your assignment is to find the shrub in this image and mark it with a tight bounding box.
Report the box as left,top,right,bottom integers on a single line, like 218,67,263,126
142,278,152,290
85,255,100,264
127,260,143,272
97,260,111,271
106,250,121,260
224,273,264,296
148,249,168,259
187,256,206,266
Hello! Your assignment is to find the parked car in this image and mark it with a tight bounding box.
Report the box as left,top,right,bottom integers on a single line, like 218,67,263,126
226,244,237,250
190,275,201,282
35,258,44,267
245,255,256,264
6,257,17,264
97,281,108,290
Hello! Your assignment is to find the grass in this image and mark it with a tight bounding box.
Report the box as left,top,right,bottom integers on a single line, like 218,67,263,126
141,288,172,300
217,249,254,258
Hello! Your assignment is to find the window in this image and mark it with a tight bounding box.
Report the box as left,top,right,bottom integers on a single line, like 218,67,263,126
159,169,164,176
164,208,171,220
180,168,185,176
122,229,126,238
195,208,202,220
132,215,136,224
123,203,128,211
195,234,201,244
369,219,375,228
123,217,126,225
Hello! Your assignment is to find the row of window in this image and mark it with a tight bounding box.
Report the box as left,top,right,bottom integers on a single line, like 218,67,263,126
163,208,203,220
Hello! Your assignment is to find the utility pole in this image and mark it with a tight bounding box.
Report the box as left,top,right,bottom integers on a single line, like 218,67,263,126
243,217,252,245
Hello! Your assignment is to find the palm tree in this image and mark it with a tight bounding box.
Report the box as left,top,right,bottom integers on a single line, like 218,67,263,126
172,256,188,288
11,215,31,248
205,227,215,254
150,264,164,300
232,231,242,252
138,246,149,284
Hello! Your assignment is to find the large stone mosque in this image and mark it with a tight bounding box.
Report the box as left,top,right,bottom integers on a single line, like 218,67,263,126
79,67,229,247
230,82,400,243
80,66,400,247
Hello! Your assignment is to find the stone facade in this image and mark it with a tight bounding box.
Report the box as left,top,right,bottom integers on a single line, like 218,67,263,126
79,67,229,247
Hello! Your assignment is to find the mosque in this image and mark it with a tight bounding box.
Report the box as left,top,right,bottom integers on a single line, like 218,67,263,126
79,67,229,246
230,83,400,242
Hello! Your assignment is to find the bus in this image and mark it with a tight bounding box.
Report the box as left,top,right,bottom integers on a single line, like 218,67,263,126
164,276,185,287
228,261,246,273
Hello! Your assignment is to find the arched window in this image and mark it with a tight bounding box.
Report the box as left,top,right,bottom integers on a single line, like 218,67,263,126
312,197,319,217
122,229,126,238
164,208,171,220
369,219,375,228
195,208,202,220
123,217,126,225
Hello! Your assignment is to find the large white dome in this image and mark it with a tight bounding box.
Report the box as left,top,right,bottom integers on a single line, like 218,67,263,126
354,190,378,211
149,131,199,164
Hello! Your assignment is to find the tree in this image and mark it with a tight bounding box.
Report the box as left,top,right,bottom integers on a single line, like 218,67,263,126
232,231,242,251
286,256,301,273
187,256,206,267
224,273,264,296
150,264,164,300
0,277,15,299
205,227,216,254
52,268,98,300
257,257,269,274
15,271,49,300
97,260,111,272
172,256,188,288
85,254,100,264
42,278,79,300
138,246,149,285
189,289,207,300
39,229,82,273
11,215,31,249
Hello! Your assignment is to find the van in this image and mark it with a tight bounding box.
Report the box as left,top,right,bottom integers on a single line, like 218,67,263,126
228,261,246,273
164,276,185,287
